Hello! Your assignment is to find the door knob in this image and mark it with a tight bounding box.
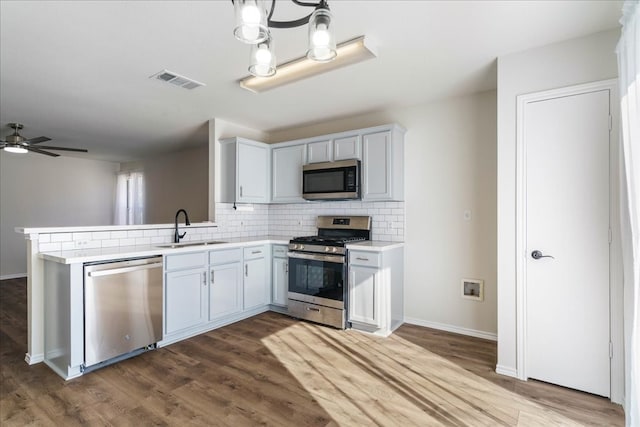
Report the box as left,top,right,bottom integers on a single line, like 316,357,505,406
531,250,555,260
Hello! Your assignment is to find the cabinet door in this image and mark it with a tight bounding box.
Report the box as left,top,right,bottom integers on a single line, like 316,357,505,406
165,268,207,334
362,131,392,201
210,262,243,321
348,265,381,328
272,145,305,203
334,135,360,160
307,140,332,163
244,257,269,310
237,142,269,202
272,257,288,306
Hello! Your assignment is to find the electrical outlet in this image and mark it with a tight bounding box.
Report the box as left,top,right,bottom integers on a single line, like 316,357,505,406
75,240,90,248
387,221,393,229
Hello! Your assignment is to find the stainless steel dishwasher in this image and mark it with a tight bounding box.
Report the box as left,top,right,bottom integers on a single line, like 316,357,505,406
84,256,163,369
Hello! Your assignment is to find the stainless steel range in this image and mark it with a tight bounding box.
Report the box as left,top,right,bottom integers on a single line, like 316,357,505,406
287,216,371,329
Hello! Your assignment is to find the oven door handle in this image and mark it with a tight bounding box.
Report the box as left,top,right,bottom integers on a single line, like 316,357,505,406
287,252,345,264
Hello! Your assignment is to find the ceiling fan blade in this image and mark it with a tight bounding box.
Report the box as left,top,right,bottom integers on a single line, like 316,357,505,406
27,146,60,157
24,136,51,144
36,146,88,153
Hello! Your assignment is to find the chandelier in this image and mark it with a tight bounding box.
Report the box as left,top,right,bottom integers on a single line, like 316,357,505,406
232,0,337,77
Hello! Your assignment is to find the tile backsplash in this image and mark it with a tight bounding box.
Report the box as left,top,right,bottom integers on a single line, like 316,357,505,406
36,201,404,252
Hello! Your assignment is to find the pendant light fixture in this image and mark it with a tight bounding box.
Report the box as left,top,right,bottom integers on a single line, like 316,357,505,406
232,0,337,77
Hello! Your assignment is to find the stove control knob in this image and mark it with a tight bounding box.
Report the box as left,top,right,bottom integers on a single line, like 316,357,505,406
324,247,331,252
332,247,338,253
299,244,304,250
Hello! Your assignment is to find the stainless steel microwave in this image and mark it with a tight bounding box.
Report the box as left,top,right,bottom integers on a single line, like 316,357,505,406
302,159,361,200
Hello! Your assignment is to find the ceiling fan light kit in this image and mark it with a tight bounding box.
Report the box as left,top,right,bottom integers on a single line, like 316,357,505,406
233,0,349,83
0,123,88,157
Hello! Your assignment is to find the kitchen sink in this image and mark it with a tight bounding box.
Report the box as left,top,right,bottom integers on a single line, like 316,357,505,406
156,240,227,249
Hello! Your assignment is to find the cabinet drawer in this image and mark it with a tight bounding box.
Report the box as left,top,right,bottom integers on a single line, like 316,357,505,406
165,252,207,271
349,251,381,267
244,245,267,260
210,248,242,265
272,244,288,258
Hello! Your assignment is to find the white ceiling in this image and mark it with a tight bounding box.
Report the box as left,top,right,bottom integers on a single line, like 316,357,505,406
0,0,622,162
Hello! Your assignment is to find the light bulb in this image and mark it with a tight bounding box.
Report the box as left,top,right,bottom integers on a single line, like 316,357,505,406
312,24,330,47
241,4,261,25
241,25,260,42
255,45,272,65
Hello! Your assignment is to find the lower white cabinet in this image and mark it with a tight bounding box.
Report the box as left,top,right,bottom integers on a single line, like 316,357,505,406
209,260,243,321
348,246,404,336
243,245,270,310
348,264,381,328
165,267,208,335
272,245,289,307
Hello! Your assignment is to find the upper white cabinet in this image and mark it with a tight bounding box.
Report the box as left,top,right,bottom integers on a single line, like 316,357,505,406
307,140,332,163
272,144,306,203
334,135,360,161
306,134,361,163
362,127,405,201
219,137,271,203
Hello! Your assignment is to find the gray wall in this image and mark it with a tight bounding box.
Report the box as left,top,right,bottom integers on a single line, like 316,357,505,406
0,153,119,277
121,145,209,224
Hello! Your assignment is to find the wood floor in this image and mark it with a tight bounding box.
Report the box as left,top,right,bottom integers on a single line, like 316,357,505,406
1,279,624,426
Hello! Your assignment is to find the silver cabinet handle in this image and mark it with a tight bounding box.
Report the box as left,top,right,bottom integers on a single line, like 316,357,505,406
252,250,262,254
306,307,320,312
245,264,248,277
284,262,288,273
202,271,207,286
239,185,243,197
211,270,214,284
356,257,369,261
531,250,555,260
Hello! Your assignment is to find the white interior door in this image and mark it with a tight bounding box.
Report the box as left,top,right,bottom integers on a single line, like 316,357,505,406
524,89,610,397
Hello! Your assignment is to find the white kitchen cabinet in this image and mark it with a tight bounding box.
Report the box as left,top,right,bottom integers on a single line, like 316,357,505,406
361,127,405,201
165,267,208,335
271,245,289,307
349,264,381,328
209,249,243,321
348,246,404,336
272,144,306,203
333,135,360,160
219,137,271,203
243,245,270,310
307,139,332,163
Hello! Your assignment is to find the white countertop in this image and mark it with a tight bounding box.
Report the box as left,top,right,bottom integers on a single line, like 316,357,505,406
40,236,292,264
39,236,404,264
17,222,217,235
346,241,405,252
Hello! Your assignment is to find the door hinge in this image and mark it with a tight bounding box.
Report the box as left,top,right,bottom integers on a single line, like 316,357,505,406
608,228,612,244
609,342,613,359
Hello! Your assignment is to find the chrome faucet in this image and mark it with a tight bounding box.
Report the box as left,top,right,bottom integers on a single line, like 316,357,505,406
174,209,191,243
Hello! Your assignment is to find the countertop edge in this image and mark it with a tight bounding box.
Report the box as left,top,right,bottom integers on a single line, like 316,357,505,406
40,237,291,264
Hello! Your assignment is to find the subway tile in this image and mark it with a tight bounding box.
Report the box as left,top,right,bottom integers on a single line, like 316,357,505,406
38,234,51,243
72,232,92,241
102,239,120,248
92,231,111,240
111,231,127,239
127,230,144,238
119,238,135,246
39,242,61,252
51,233,72,242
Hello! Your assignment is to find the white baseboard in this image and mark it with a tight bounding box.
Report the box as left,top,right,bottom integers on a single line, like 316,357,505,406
25,352,44,365
495,364,518,378
403,317,497,341
1,273,27,281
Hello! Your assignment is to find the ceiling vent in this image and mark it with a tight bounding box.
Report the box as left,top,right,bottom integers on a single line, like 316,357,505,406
150,69,205,90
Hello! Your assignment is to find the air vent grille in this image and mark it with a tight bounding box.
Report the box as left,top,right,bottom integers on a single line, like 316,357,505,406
150,69,205,90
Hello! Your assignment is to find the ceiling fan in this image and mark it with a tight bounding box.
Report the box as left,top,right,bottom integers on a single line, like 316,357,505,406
0,123,88,157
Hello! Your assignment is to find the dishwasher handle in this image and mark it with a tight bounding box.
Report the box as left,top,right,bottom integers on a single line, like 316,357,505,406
87,262,163,277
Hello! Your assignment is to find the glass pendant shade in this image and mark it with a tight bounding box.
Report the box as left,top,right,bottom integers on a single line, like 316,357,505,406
249,37,276,77
307,7,336,62
233,0,269,44
3,145,27,154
